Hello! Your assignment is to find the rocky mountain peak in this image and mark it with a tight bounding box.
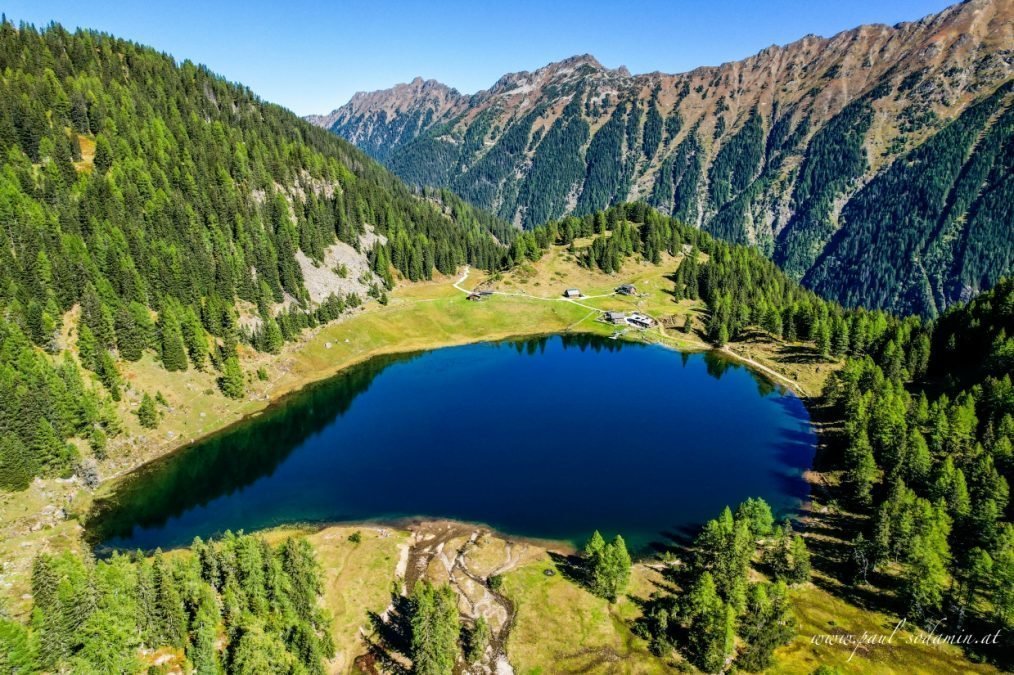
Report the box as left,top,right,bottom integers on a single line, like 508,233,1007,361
308,0,1013,316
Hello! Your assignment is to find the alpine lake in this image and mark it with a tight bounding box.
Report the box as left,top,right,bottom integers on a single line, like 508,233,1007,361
88,335,817,553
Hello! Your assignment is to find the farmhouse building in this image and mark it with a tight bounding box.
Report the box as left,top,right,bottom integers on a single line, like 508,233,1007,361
605,311,627,324
627,312,655,328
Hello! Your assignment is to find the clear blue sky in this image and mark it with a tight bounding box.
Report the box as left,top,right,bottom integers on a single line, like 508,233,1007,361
4,0,955,116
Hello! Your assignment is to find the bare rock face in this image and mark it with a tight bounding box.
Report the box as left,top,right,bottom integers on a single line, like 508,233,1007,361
309,0,1014,316
296,226,387,304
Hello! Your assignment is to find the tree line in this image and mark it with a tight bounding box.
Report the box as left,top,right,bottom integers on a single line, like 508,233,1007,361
823,284,1014,637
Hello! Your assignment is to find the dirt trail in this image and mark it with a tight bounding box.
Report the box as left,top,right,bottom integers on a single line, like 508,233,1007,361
454,266,809,397
453,266,614,313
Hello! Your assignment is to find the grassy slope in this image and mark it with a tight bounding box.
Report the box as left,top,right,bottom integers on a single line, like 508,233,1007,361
775,584,997,674
504,557,672,674
253,524,997,675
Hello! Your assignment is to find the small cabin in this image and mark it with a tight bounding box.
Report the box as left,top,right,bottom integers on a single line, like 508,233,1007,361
605,311,627,324
563,288,582,298
616,284,637,296
627,312,655,328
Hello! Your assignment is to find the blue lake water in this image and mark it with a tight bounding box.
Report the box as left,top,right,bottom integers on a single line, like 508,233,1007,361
88,335,816,553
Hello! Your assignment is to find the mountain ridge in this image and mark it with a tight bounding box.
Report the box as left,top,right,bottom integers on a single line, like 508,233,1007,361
310,0,1014,316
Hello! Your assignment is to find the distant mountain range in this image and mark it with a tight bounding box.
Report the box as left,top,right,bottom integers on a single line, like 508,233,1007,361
309,0,1013,316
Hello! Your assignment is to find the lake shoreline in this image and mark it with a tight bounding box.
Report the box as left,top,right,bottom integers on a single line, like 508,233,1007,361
87,335,818,555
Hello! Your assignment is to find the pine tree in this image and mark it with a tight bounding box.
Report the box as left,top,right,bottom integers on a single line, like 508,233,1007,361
845,431,878,506
692,507,752,611
736,497,774,537
768,524,811,585
0,433,36,491
152,551,186,647
0,617,34,673
597,535,632,602
219,356,245,399
716,323,730,347
736,582,796,671
230,622,297,672
411,581,460,675
466,616,490,663
158,306,189,372
683,572,735,673
137,393,159,429
584,530,605,559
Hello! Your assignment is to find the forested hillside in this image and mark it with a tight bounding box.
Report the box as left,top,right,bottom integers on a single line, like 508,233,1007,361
313,0,1013,316
0,20,513,490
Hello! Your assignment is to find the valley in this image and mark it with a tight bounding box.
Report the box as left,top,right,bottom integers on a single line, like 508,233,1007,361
1,7,1013,673
1,236,1002,673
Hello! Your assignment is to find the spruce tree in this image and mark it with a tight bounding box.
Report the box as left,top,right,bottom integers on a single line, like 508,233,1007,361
219,356,245,399
97,349,121,400
77,323,99,371
181,309,209,370
152,551,186,647
260,314,284,355
411,581,460,675
187,585,220,675
683,572,735,673
992,524,1014,629
114,305,145,361
92,134,113,172
158,306,189,372
736,582,796,671
0,433,36,491
137,393,159,429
